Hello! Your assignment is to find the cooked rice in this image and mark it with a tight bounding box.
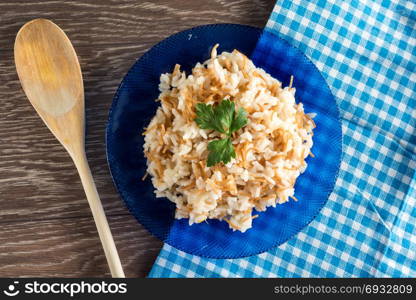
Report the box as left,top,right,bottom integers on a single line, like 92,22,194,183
143,44,315,232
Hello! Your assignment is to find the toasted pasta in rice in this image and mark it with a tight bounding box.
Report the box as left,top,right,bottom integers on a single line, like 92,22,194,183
143,44,315,232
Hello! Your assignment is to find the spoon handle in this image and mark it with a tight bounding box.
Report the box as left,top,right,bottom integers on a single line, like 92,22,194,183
74,153,125,278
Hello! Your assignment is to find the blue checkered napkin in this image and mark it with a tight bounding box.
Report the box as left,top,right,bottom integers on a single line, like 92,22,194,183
149,0,416,277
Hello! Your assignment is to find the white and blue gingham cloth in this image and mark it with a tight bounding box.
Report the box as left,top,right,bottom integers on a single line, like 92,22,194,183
149,0,416,277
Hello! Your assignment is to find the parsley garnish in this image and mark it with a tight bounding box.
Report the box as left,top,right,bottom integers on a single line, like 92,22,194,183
195,99,248,167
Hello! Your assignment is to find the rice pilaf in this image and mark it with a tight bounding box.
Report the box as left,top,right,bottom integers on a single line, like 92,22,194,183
143,45,315,232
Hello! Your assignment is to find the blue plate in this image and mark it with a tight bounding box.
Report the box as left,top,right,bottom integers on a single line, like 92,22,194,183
106,24,342,258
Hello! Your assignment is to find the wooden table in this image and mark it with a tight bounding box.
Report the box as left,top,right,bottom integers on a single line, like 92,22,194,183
0,0,274,277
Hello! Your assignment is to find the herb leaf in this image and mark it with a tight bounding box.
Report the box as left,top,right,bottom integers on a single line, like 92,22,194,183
207,138,236,167
195,103,226,134
230,107,248,134
215,99,235,134
195,99,248,166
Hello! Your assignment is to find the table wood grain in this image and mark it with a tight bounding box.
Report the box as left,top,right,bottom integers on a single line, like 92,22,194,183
0,0,274,277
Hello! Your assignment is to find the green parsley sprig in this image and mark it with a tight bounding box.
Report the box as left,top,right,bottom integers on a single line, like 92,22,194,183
195,99,248,167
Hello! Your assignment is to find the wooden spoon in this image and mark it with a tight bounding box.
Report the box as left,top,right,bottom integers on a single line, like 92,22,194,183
14,19,125,278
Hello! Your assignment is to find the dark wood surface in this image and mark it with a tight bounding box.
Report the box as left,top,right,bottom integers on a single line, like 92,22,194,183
0,0,274,277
